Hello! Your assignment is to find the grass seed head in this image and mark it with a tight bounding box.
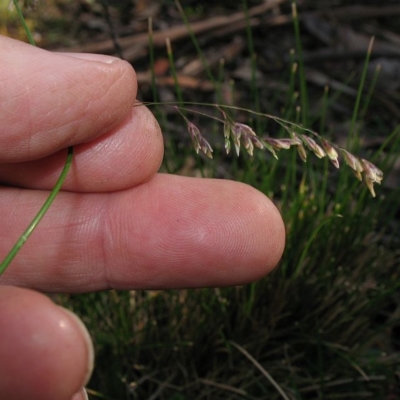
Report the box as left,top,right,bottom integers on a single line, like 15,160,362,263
175,105,383,197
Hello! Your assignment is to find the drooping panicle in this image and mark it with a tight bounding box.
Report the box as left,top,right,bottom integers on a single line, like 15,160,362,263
175,105,383,198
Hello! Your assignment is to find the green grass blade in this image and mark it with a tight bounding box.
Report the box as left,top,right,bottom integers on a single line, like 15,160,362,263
292,1,309,126
294,213,342,278
166,38,184,107
243,0,261,131
0,147,74,274
174,0,216,86
148,17,158,105
348,37,375,148
359,62,380,123
12,0,35,45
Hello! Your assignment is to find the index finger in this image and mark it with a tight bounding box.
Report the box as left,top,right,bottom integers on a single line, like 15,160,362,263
0,175,285,292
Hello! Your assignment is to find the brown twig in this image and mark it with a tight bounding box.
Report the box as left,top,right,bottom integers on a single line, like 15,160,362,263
56,0,286,55
56,3,400,58
136,72,214,91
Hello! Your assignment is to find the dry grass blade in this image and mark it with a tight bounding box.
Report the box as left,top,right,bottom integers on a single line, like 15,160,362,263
198,378,248,396
229,341,291,400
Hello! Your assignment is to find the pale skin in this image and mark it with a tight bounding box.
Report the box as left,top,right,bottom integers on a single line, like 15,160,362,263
0,35,285,400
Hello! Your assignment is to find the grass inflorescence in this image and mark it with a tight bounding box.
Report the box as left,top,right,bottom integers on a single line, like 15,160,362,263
142,101,384,198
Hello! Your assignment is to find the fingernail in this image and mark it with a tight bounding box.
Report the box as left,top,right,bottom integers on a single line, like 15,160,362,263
57,52,121,64
59,307,95,386
71,388,89,400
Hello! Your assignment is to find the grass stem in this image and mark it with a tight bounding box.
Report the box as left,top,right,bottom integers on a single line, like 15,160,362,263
0,147,74,274
349,37,375,148
12,0,35,45
230,341,291,400
292,1,309,126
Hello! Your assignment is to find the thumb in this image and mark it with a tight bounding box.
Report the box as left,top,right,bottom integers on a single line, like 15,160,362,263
0,286,94,400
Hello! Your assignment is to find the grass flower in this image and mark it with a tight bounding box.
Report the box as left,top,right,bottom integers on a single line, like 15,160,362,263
229,122,264,157
287,131,308,162
167,103,382,197
361,158,384,198
221,109,264,157
340,148,364,181
176,107,213,159
300,135,326,159
187,120,213,159
320,138,340,169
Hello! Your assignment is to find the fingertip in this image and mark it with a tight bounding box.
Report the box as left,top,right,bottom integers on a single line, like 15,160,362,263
71,388,88,400
199,179,285,284
246,186,286,279
58,52,125,64
57,308,94,387
0,286,93,400
67,54,137,137
102,175,285,289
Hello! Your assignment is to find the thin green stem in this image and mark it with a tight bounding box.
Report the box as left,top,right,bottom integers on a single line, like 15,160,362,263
294,214,342,279
174,0,216,87
319,85,329,136
243,0,261,131
318,85,330,215
166,38,184,107
292,2,309,126
359,62,380,123
0,147,74,274
349,37,375,148
282,50,297,121
12,0,35,45
148,17,158,104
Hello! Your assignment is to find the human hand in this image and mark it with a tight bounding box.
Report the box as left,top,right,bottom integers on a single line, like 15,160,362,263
0,35,285,400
